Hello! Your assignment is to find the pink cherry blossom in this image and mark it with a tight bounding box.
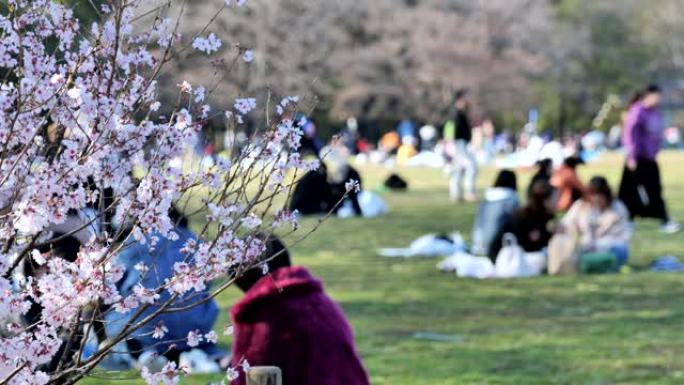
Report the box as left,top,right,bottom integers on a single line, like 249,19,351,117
186,330,203,348
0,1,322,383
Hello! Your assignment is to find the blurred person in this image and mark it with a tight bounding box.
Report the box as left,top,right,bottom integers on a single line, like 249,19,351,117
397,117,416,139
488,180,555,263
446,89,478,202
607,123,622,150
618,84,680,233
114,208,222,364
23,188,116,371
528,158,553,198
480,118,496,162
494,131,512,154
663,126,682,148
378,130,401,154
289,163,334,216
356,137,372,154
326,149,363,216
23,221,95,372
230,236,370,385
561,176,631,267
471,170,520,256
419,124,438,151
299,115,323,157
396,135,418,165
551,156,585,212
470,124,484,154
341,117,360,155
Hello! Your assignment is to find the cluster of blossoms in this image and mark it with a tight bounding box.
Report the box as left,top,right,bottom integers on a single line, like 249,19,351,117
192,33,222,54
0,1,318,384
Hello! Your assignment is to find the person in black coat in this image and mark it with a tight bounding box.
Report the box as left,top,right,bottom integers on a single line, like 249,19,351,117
454,90,472,143
488,180,556,263
527,158,553,197
329,165,363,216
447,89,478,202
288,165,333,215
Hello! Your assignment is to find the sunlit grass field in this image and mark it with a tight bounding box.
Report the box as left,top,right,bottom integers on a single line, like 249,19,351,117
84,151,684,385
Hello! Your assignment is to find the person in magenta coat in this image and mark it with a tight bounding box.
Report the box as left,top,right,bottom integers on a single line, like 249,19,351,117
230,237,370,385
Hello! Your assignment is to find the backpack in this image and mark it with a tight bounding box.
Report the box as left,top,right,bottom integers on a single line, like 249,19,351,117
384,174,408,190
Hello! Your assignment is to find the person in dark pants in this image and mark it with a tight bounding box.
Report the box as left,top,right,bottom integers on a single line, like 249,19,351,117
446,89,477,202
618,84,680,234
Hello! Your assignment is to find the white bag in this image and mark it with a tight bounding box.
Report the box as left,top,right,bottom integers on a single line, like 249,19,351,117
494,234,540,278
437,252,495,279
379,233,464,258
337,191,387,219
336,199,355,218
359,191,387,218
525,251,547,274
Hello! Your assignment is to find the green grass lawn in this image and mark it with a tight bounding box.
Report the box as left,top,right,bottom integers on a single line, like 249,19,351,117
84,151,684,385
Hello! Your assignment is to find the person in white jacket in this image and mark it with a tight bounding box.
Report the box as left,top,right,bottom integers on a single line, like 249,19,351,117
561,176,632,266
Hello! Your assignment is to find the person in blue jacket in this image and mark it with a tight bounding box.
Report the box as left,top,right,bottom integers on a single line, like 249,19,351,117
111,208,220,363
471,170,519,255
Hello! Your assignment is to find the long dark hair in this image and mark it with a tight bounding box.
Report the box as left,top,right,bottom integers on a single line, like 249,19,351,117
493,169,517,192
535,158,553,176
587,176,613,204
234,235,291,292
526,180,553,214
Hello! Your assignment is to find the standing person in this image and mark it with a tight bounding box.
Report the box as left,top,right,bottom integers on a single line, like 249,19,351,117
446,89,478,202
619,84,680,233
230,236,370,385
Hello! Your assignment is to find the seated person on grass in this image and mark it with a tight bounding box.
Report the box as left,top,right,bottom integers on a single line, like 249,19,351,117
326,150,363,217
471,169,520,256
288,163,334,216
551,156,586,212
527,158,553,198
488,180,556,263
113,208,222,365
230,236,370,385
560,176,632,267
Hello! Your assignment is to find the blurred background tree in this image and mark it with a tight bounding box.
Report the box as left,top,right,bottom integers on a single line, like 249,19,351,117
66,0,684,139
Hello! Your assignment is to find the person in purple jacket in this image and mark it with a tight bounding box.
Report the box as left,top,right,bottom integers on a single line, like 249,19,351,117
618,84,680,234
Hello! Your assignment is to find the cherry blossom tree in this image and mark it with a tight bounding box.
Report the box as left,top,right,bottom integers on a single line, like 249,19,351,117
0,1,330,384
